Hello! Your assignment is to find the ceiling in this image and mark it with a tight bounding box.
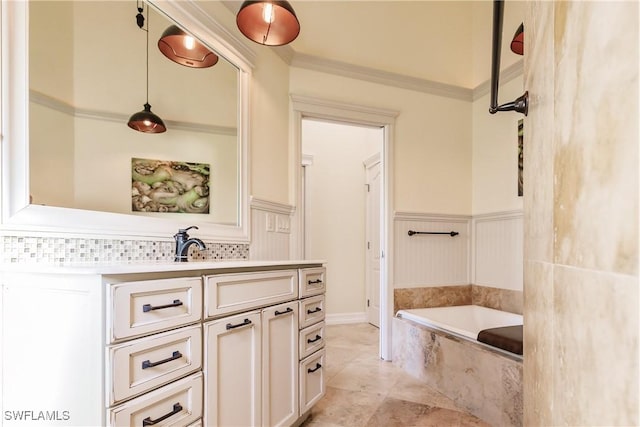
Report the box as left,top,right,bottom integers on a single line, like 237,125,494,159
224,0,525,90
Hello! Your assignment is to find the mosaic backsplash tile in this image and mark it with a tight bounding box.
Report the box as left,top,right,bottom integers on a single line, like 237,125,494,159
1,235,249,265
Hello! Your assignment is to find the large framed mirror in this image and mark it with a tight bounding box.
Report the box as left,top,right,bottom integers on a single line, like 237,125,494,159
1,0,253,241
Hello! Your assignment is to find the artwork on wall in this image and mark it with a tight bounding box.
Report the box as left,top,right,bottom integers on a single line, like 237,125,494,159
131,158,210,213
518,119,523,197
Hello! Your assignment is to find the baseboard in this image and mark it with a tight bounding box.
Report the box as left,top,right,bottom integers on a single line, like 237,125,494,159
325,312,368,325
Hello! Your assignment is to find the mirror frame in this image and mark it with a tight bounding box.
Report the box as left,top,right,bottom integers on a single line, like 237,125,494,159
1,0,255,241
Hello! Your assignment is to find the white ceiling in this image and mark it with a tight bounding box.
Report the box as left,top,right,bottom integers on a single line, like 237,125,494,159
224,0,525,90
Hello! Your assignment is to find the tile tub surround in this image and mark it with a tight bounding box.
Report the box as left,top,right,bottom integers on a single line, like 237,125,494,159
394,285,472,313
392,316,523,427
1,235,249,265
471,284,523,315
394,285,523,314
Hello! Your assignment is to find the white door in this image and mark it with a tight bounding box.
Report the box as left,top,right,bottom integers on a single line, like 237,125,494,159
365,155,381,327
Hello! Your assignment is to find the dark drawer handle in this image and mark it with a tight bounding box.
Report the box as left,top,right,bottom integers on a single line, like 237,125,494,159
142,402,183,426
143,299,183,313
307,363,322,373
307,307,322,314
308,279,323,285
226,318,252,330
275,307,293,316
307,334,322,344
141,351,182,370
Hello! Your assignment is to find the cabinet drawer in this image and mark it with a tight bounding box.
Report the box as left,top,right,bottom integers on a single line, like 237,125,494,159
299,295,325,329
299,267,326,298
299,349,326,415
108,325,202,405
109,277,202,342
109,372,203,427
299,321,325,360
205,270,298,318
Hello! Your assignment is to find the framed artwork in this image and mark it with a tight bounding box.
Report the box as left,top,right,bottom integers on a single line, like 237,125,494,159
131,158,210,213
518,119,523,197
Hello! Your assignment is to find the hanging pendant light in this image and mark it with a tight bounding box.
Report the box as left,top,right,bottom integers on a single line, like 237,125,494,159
128,2,166,133
510,23,524,55
236,0,300,46
158,25,219,68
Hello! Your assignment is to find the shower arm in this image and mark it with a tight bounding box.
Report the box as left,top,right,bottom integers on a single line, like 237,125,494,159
489,0,528,116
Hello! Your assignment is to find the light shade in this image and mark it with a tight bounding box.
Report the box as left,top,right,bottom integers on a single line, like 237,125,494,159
236,0,300,46
510,23,524,55
158,25,219,68
128,103,167,133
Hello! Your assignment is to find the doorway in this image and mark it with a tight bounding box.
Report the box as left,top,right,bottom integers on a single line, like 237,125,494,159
291,94,398,360
301,119,383,328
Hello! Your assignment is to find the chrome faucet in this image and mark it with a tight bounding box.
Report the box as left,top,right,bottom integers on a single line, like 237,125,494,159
173,226,206,262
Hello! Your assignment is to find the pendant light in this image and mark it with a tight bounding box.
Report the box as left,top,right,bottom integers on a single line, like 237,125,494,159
158,25,219,68
128,2,166,133
510,23,524,55
236,0,300,46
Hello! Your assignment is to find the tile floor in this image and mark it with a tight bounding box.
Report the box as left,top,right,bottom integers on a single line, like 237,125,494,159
302,323,491,427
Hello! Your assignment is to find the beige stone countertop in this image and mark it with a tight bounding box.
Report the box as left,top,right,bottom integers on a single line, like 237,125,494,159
0,260,325,275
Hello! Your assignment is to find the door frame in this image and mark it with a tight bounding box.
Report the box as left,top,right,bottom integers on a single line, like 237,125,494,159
290,94,397,360
364,152,381,327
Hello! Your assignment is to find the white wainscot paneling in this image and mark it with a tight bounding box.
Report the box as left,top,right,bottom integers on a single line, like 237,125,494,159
394,213,471,287
472,211,523,291
250,198,294,260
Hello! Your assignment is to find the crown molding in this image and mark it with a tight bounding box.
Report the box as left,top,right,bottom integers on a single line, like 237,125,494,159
30,91,237,136
291,53,473,101
472,59,524,101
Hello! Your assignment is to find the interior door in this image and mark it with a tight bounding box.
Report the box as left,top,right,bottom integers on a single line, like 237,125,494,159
365,155,381,327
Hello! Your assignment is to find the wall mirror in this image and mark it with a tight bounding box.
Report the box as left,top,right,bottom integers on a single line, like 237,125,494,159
1,0,253,241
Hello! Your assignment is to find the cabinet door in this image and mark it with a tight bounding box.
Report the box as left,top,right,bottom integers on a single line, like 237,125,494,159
204,311,261,427
262,302,299,427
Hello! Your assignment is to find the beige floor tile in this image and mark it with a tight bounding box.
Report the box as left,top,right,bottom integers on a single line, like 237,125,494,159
306,323,490,427
305,386,386,427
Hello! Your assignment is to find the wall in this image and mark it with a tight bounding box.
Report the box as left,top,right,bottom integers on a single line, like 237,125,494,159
290,67,472,216
524,1,638,425
302,119,381,318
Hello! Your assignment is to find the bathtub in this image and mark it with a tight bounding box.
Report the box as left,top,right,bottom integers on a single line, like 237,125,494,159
396,304,523,342
392,305,523,426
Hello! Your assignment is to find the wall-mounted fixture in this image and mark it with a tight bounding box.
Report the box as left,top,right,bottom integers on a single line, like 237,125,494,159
489,0,528,116
510,23,524,55
236,0,300,46
128,1,167,133
158,25,219,68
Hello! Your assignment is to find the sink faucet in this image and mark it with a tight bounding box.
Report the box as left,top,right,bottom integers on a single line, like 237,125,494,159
173,226,206,262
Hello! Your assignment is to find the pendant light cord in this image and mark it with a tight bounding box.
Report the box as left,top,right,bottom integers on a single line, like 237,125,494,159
145,8,149,105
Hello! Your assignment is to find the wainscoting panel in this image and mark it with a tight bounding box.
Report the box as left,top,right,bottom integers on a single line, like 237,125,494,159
394,212,471,287
472,211,523,291
249,198,294,260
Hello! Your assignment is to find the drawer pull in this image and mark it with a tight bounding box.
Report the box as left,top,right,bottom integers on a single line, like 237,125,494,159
307,307,322,314
141,351,183,369
226,318,252,330
142,299,183,313
274,307,293,316
307,334,322,344
142,402,183,426
307,363,322,373
308,279,323,285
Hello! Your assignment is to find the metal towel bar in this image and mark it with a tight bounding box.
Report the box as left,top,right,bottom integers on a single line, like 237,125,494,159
407,230,459,237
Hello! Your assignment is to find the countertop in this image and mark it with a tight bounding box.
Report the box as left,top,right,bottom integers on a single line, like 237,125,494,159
0,259,325,275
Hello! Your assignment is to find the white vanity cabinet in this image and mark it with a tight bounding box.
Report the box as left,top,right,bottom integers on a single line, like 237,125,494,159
0,261,325,427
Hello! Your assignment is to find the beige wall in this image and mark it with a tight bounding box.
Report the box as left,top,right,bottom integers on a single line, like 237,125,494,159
524,1,638,425
303,120,382,315
472,77,525,214
291,68,473,215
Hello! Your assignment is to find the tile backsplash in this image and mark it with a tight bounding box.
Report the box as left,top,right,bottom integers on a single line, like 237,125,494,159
1,235,249,265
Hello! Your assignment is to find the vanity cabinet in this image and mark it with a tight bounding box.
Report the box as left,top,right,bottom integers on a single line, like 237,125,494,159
0,261,325,427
